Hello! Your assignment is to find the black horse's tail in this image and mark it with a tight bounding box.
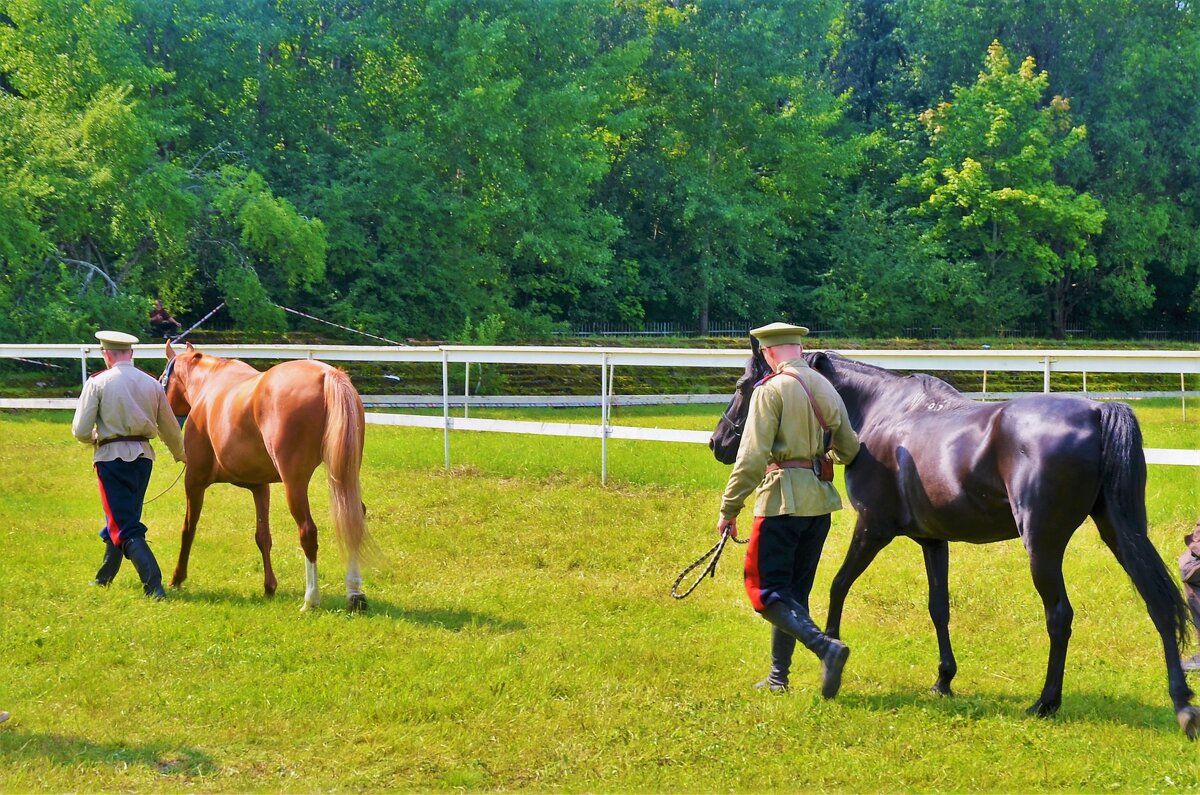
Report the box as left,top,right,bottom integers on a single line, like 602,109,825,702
1097,402,1191,648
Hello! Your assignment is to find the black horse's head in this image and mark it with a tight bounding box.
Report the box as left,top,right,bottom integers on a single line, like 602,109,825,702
709,336,770,464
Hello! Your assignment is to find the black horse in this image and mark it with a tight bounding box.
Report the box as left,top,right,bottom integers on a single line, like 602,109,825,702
710,346,1198,738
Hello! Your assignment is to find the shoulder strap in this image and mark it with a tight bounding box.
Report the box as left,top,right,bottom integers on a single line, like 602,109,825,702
764,370,833,453
768,370,830,431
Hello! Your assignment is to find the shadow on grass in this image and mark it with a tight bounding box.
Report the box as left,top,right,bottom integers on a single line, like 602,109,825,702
0,728,216,776
170,587,526,631
842,687,1188,735
368,599,528,632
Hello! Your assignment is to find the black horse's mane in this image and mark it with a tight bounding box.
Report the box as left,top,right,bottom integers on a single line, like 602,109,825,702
816,351,971,410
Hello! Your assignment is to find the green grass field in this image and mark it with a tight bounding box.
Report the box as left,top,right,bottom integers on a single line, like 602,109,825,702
1,402,1198,792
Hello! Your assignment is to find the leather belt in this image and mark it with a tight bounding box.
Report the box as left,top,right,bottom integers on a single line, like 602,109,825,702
98,435,150,446
765,459,813,473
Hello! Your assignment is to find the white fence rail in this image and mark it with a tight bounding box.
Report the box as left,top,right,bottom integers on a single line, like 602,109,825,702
3,344,1197,478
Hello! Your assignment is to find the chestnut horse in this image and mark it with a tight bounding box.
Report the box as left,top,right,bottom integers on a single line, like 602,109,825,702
710,345,1198,738
161,341,371,611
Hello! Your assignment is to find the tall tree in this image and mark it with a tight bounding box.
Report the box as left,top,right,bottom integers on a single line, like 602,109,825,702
603,0,848,332
904,42,1105,338
846,0,1200,333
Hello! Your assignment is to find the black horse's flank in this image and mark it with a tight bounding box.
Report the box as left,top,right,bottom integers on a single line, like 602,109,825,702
710,348,1198,738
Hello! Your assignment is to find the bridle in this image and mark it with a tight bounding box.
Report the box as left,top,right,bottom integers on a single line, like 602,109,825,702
719,360,768,440
159,356,177,391
718,401,748,439
159,356,188,425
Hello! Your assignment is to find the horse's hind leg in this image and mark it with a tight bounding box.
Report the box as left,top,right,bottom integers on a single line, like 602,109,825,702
248,484,277,597
1026,541,1073,718
918,538,957,696
282,477,320,611
1094,511,1199,738
345,550,365,613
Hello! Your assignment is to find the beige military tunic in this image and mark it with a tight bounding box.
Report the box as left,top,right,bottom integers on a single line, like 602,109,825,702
71,361,186,464
720,358,860,520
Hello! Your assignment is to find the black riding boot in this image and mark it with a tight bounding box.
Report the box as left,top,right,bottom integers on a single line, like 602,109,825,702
91,535,124,586
122,537,166,599
754,628,796,692
760,599,850,699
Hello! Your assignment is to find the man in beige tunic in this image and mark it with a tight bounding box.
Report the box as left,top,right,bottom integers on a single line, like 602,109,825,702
71,330,185,597
718,323,860,696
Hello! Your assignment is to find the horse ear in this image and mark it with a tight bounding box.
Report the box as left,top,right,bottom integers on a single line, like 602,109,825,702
165,340,175,361
185,341,195,353
808,350,830,371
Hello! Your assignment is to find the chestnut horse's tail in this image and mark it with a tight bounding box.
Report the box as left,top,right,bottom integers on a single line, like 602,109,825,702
322,368,372,559
1097,402,1190,647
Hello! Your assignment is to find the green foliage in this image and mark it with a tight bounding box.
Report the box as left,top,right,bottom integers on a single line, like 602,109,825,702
0,0,1197,341
606,0,851,331
215,265,286,333
210,167,326,294
454,313,509,394
814,195,987,336
865,0,1200,334
904,42,1106,337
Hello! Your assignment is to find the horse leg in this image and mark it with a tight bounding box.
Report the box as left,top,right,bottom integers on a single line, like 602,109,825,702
1026,541,1073,718
249,484,277,597
170,479,206,589
827,516,894,640
917,538,957,696
282,477,320,611
1094,512,1199,738
345,548,365,613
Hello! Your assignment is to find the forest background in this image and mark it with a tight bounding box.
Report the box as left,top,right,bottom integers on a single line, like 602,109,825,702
1,0,1198,345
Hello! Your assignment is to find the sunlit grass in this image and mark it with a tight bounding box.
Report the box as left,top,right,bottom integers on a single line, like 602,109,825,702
0,404,1197,792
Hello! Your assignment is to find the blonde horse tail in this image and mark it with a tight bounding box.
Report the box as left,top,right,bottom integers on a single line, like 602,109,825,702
322,369,372,560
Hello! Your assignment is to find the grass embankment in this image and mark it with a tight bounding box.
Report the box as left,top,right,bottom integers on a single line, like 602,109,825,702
1,402,1198,791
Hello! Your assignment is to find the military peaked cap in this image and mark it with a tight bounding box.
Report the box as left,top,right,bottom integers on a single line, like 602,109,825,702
95,330,139,350
749,322,810,347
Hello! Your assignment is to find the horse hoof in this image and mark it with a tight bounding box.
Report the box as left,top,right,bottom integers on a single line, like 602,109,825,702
1178,707,1200,740
347,594,368,613
930,683,953,697
1026,700,1059,718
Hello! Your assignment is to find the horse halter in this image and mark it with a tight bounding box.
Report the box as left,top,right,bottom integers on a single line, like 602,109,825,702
159,356,177,391
719,402,747,438
159,357,188,426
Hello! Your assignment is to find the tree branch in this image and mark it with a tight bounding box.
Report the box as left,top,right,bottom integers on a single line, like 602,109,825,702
58,256,119,296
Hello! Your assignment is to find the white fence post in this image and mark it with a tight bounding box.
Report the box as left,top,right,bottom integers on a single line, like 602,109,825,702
442,349,450,469
601,351,609,484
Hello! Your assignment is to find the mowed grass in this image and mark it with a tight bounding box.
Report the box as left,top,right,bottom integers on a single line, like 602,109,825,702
0,399,1197,792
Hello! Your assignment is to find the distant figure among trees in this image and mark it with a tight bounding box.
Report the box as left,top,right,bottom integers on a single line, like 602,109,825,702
149,300,182,338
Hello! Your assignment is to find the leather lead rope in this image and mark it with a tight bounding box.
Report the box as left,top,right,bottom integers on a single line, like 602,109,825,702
670,528,748,599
